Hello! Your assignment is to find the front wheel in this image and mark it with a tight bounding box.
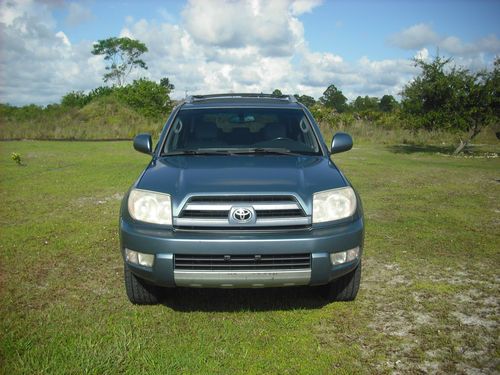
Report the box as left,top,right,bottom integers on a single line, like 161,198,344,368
320,261,362,302
124,263,162,305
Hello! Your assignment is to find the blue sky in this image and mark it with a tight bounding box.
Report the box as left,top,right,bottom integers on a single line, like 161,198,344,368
302,0,500,60
1,0,499,105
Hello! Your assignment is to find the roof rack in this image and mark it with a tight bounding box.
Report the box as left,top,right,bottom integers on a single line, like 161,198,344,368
186,93,297,103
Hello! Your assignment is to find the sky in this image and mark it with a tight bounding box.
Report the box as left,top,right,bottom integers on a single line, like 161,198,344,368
0,0,499,106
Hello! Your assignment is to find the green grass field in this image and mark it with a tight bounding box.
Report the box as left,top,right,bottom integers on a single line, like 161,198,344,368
0,140,499,374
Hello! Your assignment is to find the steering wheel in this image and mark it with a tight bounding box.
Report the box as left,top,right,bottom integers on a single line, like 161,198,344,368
270,137,293,142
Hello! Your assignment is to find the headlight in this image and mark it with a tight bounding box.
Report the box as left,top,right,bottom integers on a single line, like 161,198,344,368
312,187,356,223
128,189,172,225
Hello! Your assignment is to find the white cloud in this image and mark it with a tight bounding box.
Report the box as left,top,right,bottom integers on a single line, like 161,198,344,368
440,34,500,56
0,0,103,105
390,23,500,58
389,23,439,50
181,0,306,57
415,48,429,61
290,0,323,15
0,0,56,27
120,16,299,95
298,51,416,98
119,0,322,96
355,57,416,96
55,30,71,46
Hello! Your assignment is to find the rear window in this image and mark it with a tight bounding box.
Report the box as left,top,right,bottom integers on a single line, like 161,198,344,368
163,108,321,155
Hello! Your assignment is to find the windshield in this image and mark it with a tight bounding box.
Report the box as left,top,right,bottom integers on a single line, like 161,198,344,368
162,108,321,156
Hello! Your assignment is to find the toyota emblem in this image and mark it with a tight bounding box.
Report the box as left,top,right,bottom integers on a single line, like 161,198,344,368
229,206,256,225
232,208,253,223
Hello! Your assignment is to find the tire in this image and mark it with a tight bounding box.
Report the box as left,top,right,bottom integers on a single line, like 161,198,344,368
320,261,362,302
124,263,162,305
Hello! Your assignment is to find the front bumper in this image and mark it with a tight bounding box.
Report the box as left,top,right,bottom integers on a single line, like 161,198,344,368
120,218,364,288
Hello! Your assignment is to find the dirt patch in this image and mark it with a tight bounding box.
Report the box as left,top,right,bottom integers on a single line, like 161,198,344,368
359,258,500,373
452,311,496,329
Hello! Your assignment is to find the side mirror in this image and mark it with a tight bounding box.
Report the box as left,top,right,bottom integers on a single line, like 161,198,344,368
330,132,353,154
133,133,153,155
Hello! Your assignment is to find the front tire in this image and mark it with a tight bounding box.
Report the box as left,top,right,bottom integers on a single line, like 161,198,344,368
320,261,362,302
124,263,162,305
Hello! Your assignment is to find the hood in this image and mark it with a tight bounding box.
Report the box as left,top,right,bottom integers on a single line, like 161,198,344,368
136,155,348,215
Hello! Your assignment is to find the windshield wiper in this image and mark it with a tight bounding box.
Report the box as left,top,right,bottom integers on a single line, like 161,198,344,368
161,150,233,156
229,148,302,156
162,148,304,156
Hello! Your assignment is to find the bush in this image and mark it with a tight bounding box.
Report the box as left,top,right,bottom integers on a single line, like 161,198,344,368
61,91,91,108
88,86,115,101
113,78,172,119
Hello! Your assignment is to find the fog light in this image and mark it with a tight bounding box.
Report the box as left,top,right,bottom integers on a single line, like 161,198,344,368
125,248,154,267
330,247,360,265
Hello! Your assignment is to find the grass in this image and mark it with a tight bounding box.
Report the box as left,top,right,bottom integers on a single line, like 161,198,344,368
0,140,499,374
318,119,499,150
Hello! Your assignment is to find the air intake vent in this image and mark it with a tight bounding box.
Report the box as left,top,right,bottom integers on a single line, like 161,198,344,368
174,253,311,271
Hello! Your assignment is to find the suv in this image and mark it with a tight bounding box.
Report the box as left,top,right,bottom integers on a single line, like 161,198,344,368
120,93,364,304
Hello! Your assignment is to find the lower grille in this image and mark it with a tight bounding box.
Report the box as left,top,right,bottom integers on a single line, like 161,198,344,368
174,253,311,271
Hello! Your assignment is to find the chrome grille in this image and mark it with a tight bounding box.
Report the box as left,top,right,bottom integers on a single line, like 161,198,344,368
174,195,310,228
175,253,311,270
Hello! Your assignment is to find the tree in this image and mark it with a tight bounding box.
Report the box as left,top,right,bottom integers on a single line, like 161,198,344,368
401,55,499,154
92,37,148,86
271,89,283,97
453,57,499,154
114,78,173,119
319,84,347,113
379,95,398,112
294,94,316,108
352,96,379,112
160,77,175,92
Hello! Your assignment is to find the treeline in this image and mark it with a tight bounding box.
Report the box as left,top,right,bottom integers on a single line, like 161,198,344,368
291,92,398,114
285,55,499,153
0,78,175,140
1,77,174,122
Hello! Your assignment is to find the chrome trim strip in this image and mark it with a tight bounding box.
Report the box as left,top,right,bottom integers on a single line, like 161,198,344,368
174,269,311,288
254,217,311,225
184,202,300,211
174,216,311,227
175,218,227,226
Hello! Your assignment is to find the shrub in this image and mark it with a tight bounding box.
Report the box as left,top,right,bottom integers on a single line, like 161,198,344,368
114,78,173,119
